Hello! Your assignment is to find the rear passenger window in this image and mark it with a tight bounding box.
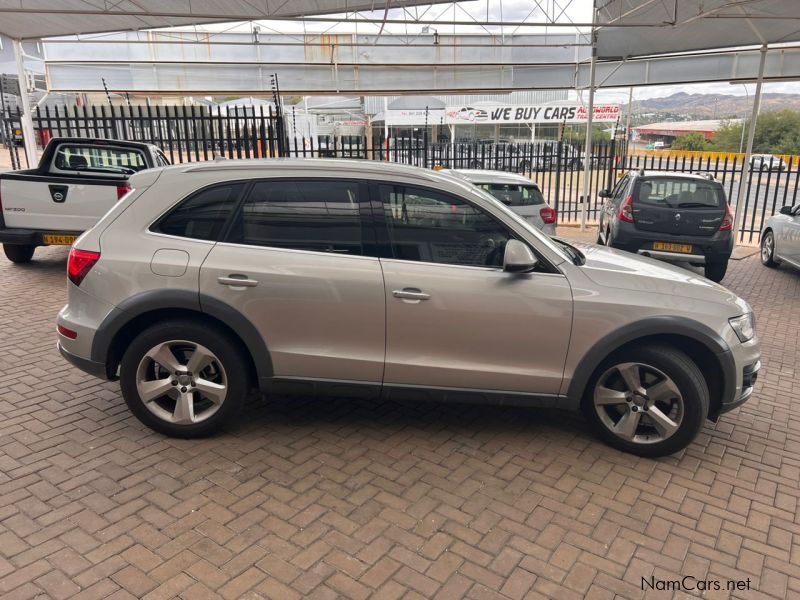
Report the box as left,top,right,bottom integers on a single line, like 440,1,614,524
155,184,242,241
225,180,363,255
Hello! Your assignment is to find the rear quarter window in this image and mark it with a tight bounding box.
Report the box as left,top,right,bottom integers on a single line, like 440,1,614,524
153,183,243,241
636,178,725,209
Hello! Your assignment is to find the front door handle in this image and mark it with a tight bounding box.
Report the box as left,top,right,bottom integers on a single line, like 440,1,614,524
392,288,430,301
218,275,258,288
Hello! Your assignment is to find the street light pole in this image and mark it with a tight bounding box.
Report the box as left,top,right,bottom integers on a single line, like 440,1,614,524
580,1,598,232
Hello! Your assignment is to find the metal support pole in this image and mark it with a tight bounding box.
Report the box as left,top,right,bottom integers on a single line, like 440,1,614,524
733,44,767,243
580,8,598,232
13,40,37,168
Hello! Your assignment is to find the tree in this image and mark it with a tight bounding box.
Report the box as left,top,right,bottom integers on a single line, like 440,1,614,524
671,132,711,151
712,110,800,154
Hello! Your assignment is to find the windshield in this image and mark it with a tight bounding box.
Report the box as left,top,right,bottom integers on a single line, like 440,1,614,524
53,144,148,175
635,177,725,209
476,183,545,207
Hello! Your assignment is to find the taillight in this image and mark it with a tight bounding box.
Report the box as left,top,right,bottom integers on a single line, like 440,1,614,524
619,195,634,223
539,206,557,224
116,184,132,200
57,324,77,339
67,248,100,286
719,203,733,231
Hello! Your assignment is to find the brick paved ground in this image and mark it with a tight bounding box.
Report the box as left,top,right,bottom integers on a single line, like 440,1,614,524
0,233,798,600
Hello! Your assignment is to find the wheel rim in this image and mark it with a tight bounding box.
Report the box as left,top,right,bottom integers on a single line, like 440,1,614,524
593,362,684,445
762,234,773,262
136,340,228,425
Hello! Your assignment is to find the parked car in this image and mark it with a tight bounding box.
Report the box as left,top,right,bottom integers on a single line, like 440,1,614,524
57,159,759,457
445,169,557,234
597,171,734,282
750,154,787,172
0,137,169,263
761,203,800,270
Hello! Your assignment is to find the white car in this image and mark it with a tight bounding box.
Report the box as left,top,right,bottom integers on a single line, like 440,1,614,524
750,154,787,172
761,203,800,270
445,169,557,235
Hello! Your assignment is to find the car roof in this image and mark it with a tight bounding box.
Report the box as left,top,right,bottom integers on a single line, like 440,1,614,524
628,170,718,182
445,169,539,186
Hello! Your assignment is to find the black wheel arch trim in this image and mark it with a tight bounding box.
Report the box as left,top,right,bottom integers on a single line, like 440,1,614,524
91,289,273,387
566,316,735,413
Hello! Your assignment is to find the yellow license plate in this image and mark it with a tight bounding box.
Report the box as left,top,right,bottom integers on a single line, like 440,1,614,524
653,242,692,253
42,234,78,246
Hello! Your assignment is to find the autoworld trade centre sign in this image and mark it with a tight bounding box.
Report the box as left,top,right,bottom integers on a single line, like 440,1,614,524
445,104,620,124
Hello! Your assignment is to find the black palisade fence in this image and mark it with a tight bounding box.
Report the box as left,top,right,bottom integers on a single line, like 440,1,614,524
2,103,798,241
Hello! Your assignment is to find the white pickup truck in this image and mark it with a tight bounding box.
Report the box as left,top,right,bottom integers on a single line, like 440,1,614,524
0,137,169,263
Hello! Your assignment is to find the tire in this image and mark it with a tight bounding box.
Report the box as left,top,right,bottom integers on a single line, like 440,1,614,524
3,244,35,264
761,230,780,267
595,226,604,244
119,319,250,437
604,227,615,248
582,345,709,457
704,260,728,283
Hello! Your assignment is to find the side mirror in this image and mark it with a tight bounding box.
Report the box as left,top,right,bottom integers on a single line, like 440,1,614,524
780,205,793,215
503,240,538,273
598,189,611,198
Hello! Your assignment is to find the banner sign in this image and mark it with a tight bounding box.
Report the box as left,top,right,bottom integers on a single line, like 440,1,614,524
385,108,446,126
444,104,620,124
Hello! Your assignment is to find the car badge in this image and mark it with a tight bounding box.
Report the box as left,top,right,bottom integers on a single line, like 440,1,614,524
675,213,681,221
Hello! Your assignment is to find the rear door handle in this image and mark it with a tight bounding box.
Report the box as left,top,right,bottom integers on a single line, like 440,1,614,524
392,288,430,301
218,275,258,288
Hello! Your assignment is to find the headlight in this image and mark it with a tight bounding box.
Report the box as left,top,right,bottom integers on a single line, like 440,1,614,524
729,313,755,343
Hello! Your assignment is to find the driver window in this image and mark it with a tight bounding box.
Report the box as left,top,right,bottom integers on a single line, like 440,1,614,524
379,184,512,268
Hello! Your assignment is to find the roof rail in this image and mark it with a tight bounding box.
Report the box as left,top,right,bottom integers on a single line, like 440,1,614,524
693,172,715,181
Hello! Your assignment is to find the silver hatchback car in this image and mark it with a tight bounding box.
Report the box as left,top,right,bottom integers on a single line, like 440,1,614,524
445,169,557,235
57,159,760,457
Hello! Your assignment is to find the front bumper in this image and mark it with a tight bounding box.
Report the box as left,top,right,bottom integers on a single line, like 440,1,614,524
717,359,760,416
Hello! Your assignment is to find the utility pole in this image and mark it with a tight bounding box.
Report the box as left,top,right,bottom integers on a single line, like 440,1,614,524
580,0,598,232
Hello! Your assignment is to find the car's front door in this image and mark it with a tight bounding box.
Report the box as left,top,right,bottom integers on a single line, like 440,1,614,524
199,178,386,384
373,183,573,396
779,204,800,264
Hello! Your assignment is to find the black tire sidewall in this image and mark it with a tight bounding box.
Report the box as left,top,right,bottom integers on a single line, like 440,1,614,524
582,345,709,458
761,232,777,266
3,244,36,263
119,320,249,437
704,260,728,282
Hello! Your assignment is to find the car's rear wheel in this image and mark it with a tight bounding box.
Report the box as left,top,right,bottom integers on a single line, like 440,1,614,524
3,244,35,264
583,345,708,457
704,260,728,282
119,320,249,437
761,230,780,267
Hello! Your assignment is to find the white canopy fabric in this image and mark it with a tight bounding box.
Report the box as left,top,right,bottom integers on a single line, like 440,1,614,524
0,0,448,40
597,0,800,58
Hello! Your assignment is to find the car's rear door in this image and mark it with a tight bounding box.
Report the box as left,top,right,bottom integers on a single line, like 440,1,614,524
198,178,386,385
631,177,726,237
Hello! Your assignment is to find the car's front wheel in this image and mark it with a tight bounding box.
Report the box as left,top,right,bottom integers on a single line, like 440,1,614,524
3,243,36,263
119,320,249,437
583,345,709,457
704,260,728,282
761,230,780,267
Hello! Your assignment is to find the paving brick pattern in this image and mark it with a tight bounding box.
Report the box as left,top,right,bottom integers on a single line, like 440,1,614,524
0,239,798,599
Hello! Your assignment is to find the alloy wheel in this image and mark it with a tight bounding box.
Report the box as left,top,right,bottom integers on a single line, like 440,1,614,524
593,362,684,445
762,233,774,263
135,340,228,425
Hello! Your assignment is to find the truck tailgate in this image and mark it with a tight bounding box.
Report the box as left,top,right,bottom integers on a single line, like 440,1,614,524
1,176,124,231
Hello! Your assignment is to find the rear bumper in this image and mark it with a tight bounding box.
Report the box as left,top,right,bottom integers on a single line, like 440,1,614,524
611,224,733,262
57,341,108,379
0,227,83,246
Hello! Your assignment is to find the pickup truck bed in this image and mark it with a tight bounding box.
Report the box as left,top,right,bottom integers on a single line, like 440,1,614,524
0,137,167,263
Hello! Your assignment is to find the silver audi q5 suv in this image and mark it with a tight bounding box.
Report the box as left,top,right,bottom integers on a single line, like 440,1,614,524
57,159,760,457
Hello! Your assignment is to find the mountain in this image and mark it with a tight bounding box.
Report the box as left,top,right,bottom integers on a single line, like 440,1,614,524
623,92,800,120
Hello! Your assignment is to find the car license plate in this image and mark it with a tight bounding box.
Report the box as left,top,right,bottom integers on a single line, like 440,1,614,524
653,242,692,254
43,234,78,246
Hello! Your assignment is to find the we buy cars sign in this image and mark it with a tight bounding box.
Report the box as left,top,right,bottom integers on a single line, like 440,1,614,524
445,104,619,124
